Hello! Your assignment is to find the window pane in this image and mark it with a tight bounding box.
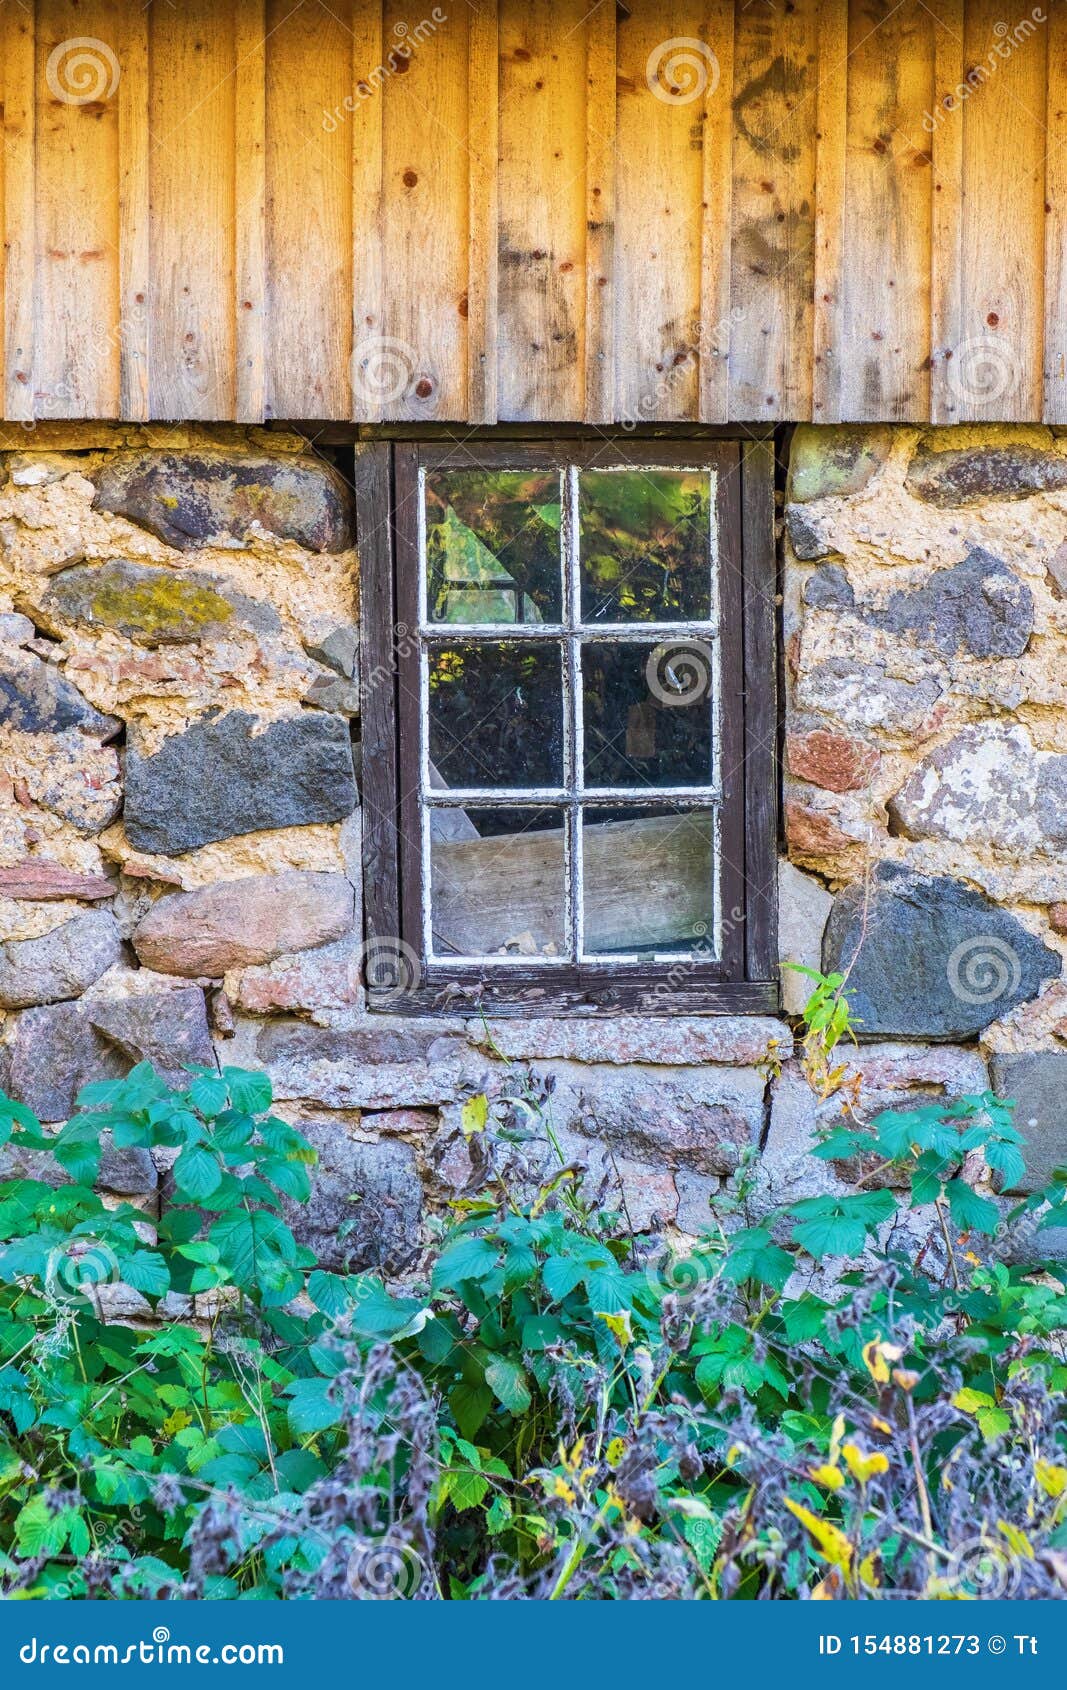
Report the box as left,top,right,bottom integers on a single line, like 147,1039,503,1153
428,642,564,789
581,640,716,788
579,469,714,622
430,807,567,959
582,806,715,957
425,471,562,624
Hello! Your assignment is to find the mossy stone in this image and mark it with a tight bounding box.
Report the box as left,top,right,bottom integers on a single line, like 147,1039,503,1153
44,560,280,647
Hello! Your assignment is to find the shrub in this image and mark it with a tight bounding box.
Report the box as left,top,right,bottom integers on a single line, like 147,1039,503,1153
0,1009,1064,1599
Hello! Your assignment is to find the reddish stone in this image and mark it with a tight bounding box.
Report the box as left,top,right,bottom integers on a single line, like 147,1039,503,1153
362,1109,439,1136
787,729,879,793
1049,903,1067,935
0,861,115,901
785,801,853,857
133,871,354,978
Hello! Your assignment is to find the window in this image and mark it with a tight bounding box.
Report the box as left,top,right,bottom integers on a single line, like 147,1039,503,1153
356,437,777,1013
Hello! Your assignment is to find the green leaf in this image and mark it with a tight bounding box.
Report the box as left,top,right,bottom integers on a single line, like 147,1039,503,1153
790,1190,897,1258
723,1227,793,1290
307,1269,351,1318
431,1236,500,1292
449,1380,493,1440
984,1139,1027,1191
261,1158,311,1202
541,1254,587,1301
224,1069,273,1115
187,1075,229,1118
119,1250,170,1298
172,1146,222,1201
946,1179,999,1236
286,1377,340,1436
484,1355,532,1415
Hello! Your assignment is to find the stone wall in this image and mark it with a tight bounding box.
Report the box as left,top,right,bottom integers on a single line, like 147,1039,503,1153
0,423,1064,1295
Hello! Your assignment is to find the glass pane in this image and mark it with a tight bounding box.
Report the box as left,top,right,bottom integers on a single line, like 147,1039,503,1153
430,807,567,959
582,806,716,957
428,642,564,790
581,640,716,789
579,468,714,622
425,471,563,624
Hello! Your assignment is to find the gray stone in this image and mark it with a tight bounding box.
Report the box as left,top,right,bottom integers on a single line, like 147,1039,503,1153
467,1016,790,1067
822,862,1062,1038
785,506,835,561
787,424,893,502
92,450,355,553
258,1019,479,1109
575,1087,752,1178
0,613,35,647
674,1170,720,1236
990,1052,1067,1194
778,859,832,1014
802,564,855,610
876,547,1033,659
0,912,124,1010
797,658,943,737
303,672,360,715
304,625,359,678
3,986,214,1120
0,1132,156,1196
889,724,1065,855
0,648,119,739
124,710,357,855
42,560,281,647
133,872,354,978
280,1119,422,1274
905,444,1067,506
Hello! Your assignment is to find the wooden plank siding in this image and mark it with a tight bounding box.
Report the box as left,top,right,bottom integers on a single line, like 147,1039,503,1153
0,0,1061,424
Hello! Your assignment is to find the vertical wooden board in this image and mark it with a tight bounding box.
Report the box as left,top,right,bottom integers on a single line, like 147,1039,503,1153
150,0,236,420
584,0,615,424
811,0,847,422
840,0,934,421
615,0,705,424
379,3,470,420
350,1,384,423
0,3,37,416
1044,1,1067,420
699,0,734,423
234,0,267,423
118,6,150,420
958,0,1046,422
929,0,963,422
467,0,499,423
728,0,818,422
35,0,122,417
265,0,352,419
497,0,588,421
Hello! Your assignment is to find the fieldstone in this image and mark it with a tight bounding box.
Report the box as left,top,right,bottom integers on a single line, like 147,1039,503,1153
802,564,855,609
0,613,35,646
258,1019,479,1109
304,625,359,678
889,724,1065,855
876,548,1033,659
778,859,832,1014
33,736,124,836
674,1171,720,1235
1050,904,1067,935
0,861,115,901
362,1108,438,1136
3,986,214,1121
42,560,281,647
785,506,835,561
1047,542,1067,599
788,424,893,502
303,672,360,714
784,801,854,857
575,1088,751,1178
124,711,357,855
227,934,361,1015
467,1016,790,1067
0,911,123,1009
990,1053,1067,1193
92,451,355,553
0,1131,156,1196
797,659,943,737
787,729,879,793
905,444,1067,506
280,1120,422,1274
823,862,1061,1038
133,872,354,978
0,648,119,739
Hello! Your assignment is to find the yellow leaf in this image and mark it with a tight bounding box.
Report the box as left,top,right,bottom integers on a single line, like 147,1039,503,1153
460,1094,489,1140
606,1437,626,1468
784,1497,853,1574
595,1309,633,1348
858,1552,881,1590
551,1476,575,1503
862,1338,902,1384
869,1415,894,1435
998,1520,1033,1559
808,1464,845,1491
1036,1460,1067,1499
829,1413,846,1461
842,1443,890,1485
161,1409,192,1436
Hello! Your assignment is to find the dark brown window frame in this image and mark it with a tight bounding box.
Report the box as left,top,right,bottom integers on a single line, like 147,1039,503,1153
355,434,778,1017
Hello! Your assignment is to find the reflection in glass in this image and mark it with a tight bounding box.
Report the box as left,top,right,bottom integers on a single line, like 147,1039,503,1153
581,641,715,789
425,471,562,624
579,469,713,622
581,806,715,956
430,807,567,959
428,642,564,789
